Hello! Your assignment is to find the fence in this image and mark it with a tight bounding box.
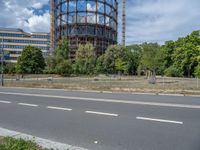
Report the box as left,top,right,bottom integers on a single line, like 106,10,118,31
2,75,200,94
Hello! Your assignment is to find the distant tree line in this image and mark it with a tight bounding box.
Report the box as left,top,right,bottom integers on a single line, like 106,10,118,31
2,30,200,78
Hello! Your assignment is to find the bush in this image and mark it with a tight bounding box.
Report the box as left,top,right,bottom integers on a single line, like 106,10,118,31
4,64,16,74
164,66,183,77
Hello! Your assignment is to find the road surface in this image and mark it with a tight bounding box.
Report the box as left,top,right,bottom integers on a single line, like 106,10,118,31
0,87,200,150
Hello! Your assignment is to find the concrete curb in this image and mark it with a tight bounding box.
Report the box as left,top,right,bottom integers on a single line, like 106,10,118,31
0,127,87,150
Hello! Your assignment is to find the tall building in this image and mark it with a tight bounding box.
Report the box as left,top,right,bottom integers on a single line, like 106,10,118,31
0,28,50,63
51,0,118,59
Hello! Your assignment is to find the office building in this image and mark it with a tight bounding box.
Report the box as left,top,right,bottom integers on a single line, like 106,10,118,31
0,28,50,63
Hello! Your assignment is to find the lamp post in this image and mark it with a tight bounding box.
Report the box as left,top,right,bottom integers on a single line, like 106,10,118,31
1,37,4,86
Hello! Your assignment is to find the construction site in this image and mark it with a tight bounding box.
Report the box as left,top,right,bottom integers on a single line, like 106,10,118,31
50,0,119,58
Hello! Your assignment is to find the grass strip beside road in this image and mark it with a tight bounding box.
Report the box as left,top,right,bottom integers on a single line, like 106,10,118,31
0,136,50,150
3,75,200,96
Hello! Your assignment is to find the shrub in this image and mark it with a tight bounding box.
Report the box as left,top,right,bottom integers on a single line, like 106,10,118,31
164,66,183,77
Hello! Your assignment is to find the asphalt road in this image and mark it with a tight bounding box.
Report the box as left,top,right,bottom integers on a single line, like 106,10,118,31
0,87,200,150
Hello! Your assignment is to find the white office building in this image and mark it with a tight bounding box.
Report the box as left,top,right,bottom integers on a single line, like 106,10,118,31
0,28,50,63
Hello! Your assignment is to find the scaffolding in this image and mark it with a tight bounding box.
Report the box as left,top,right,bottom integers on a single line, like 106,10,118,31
51,0,118,59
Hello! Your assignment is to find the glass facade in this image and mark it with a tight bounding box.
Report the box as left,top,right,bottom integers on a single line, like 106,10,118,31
0,28,50,63
3,45,49,50
0,33,49,39
2,39,49,45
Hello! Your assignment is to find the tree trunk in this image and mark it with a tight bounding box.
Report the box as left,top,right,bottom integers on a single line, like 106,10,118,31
152,69,156,80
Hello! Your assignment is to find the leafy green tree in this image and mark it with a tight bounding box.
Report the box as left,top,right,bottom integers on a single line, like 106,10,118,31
45,55,57,74
95,55,105,74
16,45,45,74
162,41,175,69
46,38,72,75
140,43,163,78
75,43,96,74
55,60,73,76
172,31,200,77
55,38,69,60
115,58,128,75
194,65,200,77
101,45,128,74
194,55,200,77
126,45,143,75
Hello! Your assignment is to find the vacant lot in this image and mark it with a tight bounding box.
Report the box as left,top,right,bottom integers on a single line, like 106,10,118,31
3,75,200,95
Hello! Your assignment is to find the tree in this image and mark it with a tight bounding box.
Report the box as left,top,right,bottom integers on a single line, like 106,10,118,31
115,58,128,75
171,31,200,77
16,45,45,74
101,45,128,74
55,38,69,61
162,40,175,69
75,43,96,75
194,65,200,77
95,55,105,74
46,38,72,75
162,40,184,77
55,60,73,76
126,45,142,75
140,43,163,78
194,55,200,77
45,55,57,74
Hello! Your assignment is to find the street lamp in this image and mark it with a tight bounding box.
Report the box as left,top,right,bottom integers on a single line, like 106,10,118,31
1,37,4,86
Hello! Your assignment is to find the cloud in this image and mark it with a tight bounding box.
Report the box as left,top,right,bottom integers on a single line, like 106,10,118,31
0,0,50,32
122,0,200,44
24,12,50,32
0,0,199,45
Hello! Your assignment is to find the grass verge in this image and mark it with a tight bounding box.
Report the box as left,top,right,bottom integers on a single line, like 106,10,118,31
4,75,200,96
0,136,49,150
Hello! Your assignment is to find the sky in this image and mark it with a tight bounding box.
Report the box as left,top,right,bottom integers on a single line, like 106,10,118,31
0,0,200,45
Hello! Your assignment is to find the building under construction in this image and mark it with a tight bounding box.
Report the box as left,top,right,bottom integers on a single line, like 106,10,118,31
51,0,118,58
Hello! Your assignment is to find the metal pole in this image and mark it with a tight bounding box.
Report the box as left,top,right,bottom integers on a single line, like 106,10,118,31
162,76,164,90
1,37,4,86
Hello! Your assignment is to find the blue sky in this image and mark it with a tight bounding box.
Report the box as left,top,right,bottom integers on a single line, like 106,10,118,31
0,0,200,45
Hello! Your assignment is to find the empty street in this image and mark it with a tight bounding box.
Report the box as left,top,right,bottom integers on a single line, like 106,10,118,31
0,87,200,150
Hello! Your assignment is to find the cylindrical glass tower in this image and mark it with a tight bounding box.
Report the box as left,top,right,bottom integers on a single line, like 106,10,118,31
54,0,118,58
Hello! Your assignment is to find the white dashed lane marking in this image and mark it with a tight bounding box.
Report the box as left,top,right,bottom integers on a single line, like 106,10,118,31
0,100,11,104
136,116,183,124
85,110,119,117
47,106,72,111
18,103,38,107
